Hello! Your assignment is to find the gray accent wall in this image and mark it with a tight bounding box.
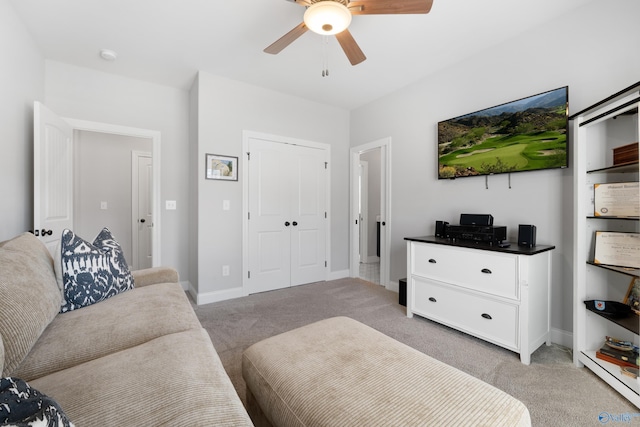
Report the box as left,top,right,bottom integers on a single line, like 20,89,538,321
349,0,640,340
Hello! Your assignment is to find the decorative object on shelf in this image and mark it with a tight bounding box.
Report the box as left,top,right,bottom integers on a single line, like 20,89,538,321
605,336,638,352
594,231,640,269
584,300,633,318
623,277,640,314
594,182,640,217
206,154,238,181
621,366,639,379
613,142,639,166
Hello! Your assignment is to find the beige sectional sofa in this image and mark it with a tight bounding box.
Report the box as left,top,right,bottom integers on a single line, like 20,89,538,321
0,232,253,426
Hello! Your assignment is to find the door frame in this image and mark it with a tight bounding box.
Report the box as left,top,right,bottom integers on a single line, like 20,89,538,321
65,118,162,266
358,160,369,263
241,130,331,296
350,138,392,288
131,151,152,270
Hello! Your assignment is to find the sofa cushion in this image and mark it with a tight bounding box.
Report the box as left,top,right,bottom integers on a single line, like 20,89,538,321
14,282,201,381
0,233,62,377
58,228,134,313
30,328,253,426
0,377,74,427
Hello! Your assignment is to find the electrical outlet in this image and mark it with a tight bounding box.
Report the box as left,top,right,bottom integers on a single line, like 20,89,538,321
166,200,177,210
223,200,230,211
222,265,230,276
100,201,108,210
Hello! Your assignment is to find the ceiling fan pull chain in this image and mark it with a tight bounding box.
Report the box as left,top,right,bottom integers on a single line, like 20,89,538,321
322,35,329,77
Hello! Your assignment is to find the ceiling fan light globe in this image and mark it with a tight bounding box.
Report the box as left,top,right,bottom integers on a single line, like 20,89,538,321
304,1,352,36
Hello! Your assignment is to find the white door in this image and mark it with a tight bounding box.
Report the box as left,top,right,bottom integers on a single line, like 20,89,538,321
247,139,327,294
132,152,153,270
34,102,73,251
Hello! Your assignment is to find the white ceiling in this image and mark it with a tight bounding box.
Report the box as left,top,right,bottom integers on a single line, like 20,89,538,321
10,0,596,110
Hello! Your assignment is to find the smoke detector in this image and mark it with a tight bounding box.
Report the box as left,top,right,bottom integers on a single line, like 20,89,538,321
99,49,117,61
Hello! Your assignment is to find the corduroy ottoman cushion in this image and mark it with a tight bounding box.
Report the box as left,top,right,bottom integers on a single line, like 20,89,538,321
242,316,531,427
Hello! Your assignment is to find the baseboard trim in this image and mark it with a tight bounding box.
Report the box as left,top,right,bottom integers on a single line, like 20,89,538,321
551,328,573,348
328,269,350,281
196,286,244,306
386,280,399,293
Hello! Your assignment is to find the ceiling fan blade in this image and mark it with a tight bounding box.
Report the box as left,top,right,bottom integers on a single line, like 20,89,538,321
285,0,312,5
264,22,309,54
335,29,366,66
349,0,434,15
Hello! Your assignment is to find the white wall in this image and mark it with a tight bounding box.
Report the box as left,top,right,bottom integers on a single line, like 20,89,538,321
44,61,191,282
193,71,350,302
74,130,152,265
350,0,640,340
0,0,44,241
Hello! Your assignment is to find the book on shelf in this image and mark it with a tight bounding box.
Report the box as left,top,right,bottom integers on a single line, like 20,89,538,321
596,346,639,368
596,351,638,368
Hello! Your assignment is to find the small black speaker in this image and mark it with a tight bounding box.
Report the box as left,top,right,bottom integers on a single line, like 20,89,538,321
435,221,449,237
460,214,493,226
518,224,537,248
399,278,407,307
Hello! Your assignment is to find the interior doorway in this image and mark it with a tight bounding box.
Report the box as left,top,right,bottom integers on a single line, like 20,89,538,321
350,138,391,288
65,117,162,267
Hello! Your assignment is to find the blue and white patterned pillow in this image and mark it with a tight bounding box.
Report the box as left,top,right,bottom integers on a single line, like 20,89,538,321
59,228,134,313
0,377,74,427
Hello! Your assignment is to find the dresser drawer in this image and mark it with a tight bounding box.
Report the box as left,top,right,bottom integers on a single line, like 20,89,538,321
411,242,518,300
411,277,519,350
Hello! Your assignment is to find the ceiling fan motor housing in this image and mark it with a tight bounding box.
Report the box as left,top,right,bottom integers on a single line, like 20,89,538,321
304,0,352,35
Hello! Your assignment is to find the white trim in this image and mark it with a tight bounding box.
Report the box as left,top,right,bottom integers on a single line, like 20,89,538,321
241,130,331,296
65,118,162,267
328,269,350,281
196,286,245,305
551,328,573,349
359,160,369,263
350,138,392,288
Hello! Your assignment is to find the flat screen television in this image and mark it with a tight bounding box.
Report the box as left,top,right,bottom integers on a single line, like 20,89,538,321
438,86,568,179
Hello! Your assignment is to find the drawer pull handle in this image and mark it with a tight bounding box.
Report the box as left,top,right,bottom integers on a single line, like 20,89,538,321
428,259,437,264
481,268,492,274
481,313,492,320
428,297,437,303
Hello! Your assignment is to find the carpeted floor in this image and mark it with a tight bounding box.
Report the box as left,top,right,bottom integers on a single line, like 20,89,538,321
192,278,638,426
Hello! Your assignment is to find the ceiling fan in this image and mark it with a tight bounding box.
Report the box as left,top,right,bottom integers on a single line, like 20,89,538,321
264,0,434,66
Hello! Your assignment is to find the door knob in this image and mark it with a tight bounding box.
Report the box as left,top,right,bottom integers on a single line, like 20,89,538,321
285,221,290,227
140,219,146,223
292,221,298,226
40,229,53,236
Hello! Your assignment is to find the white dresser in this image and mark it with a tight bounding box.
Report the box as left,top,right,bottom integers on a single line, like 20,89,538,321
406,236,555,364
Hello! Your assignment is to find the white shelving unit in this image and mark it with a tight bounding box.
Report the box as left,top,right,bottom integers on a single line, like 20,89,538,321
571,82,640,406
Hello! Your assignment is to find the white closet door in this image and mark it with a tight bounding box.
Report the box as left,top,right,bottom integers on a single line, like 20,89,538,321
289,144,326,286
247,138,327,294
248,139,293,293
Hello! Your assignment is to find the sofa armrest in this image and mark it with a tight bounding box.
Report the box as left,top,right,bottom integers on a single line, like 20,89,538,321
132,267,179,288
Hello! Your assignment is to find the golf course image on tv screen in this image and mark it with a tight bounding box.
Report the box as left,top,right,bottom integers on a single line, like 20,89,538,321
438,87,568,179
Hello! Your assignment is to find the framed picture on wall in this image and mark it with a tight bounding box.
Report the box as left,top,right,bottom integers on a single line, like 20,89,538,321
206,154,238,181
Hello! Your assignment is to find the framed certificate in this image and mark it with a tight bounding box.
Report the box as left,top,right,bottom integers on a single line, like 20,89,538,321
594,182,639,217
594,231,640,269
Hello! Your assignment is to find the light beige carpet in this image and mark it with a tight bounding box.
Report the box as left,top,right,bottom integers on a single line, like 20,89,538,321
193,278,637,426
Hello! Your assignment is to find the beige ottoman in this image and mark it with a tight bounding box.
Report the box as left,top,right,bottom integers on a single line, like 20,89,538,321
242,317,530,427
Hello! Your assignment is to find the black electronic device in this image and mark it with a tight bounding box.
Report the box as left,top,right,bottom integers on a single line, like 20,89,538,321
448,225,507,245
460,214,493,226
518,224,537,247
435,221,449,238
